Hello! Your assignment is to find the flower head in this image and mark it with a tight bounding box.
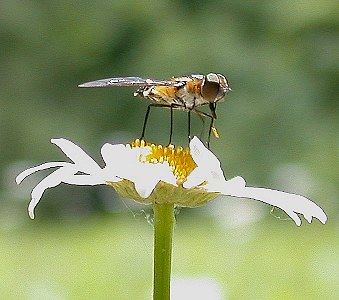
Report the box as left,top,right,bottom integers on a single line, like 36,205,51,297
16,137,327,226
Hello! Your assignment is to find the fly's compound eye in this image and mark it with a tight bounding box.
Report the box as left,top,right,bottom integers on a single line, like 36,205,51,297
201,73,224,102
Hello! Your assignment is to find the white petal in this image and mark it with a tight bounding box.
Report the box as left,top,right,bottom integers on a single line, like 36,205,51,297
101,143,134,181
101,143,127,165
134,177,160,198
28,166,77,219
204,176,246,193
211,178,327,226
189,137,222,170
16,162,69,184
185,137,225,189
27,165,109,219
102,143,176,198
123,161,177,198
102,143,145,173
183,167,206,189
62,174,106,185
51,138,101,174
146,161,177,186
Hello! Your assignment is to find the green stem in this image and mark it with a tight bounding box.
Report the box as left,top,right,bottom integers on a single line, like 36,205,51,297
153,202,175,300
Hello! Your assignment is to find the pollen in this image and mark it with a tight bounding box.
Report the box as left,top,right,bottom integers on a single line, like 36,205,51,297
130,139,197,183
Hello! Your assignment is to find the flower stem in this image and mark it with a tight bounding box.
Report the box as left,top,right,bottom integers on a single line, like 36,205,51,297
153,202,175,300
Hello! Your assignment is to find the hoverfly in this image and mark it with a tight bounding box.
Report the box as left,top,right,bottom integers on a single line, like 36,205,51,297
78,73,231,146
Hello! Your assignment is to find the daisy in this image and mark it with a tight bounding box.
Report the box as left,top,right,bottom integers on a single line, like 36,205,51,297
16,136,327,226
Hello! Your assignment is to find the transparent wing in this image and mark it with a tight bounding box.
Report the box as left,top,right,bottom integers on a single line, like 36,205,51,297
78,77,176,88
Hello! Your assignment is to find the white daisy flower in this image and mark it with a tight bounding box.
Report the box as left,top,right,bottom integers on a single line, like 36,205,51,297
16,137,327,226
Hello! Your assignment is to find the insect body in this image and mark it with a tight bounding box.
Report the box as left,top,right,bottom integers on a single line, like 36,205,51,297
79,73,231,146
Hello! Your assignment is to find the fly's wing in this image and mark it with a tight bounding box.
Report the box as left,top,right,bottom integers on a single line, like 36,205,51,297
78,77,176,88
172,74,204,81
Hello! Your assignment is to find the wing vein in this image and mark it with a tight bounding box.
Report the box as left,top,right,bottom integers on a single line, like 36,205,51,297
78,77,176,88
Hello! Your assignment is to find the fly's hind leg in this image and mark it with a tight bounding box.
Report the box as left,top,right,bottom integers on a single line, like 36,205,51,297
187,110,190,143
140,103,171,141
169,105,173,145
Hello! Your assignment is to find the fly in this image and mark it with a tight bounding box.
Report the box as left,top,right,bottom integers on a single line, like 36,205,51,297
78,73,231,147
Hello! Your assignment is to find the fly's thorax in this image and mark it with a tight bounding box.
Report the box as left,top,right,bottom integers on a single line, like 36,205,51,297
174,84,201,109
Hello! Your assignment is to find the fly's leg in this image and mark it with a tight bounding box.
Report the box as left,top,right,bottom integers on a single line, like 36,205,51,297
187,110,191,144
169,105,173,145
140,102,196,146
168,103,184,145
140,105,151,140
196,112,206,140
207,103,217,148
207,117,215,148
140,103,171,141
192,109,216,148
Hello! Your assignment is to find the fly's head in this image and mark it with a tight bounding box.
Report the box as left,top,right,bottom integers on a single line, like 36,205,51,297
201,73,231,119
201,73,231,104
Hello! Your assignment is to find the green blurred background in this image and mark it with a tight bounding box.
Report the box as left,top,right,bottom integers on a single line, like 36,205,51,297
1,1,338,299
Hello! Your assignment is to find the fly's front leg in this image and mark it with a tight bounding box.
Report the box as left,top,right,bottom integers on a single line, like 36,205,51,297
192,109,216,148
207,103,218,148
207,117,215,148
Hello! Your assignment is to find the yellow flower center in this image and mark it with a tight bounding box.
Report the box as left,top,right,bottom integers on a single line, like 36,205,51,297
130,139,196,183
